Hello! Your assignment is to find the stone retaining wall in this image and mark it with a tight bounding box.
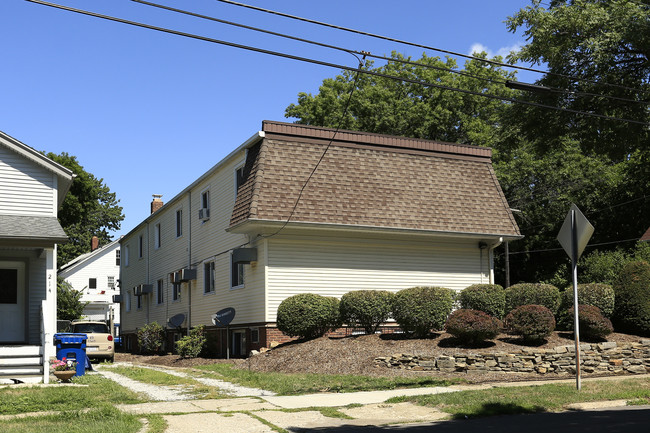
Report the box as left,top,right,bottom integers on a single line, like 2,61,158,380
375,340,650,375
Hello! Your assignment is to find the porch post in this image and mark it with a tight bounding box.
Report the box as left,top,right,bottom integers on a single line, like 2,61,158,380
44,246,56,381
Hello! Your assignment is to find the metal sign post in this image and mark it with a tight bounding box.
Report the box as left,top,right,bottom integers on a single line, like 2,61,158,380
557,204,594,391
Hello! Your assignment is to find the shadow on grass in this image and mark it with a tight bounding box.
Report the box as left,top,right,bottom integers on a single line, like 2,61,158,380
450,402,546,419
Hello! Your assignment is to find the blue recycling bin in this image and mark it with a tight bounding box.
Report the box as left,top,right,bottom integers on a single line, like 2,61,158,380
54,333,89,376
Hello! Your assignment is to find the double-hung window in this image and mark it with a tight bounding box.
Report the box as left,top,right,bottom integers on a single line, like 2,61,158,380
176,209,182,238
157,279,164,304
154,223,161,249
203,261,215,293
231,255,244,289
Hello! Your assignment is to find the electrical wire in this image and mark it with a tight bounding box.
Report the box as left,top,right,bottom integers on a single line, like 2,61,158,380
24,1,650,126
507,237,640,256
135,0,648,106
214,0,650,96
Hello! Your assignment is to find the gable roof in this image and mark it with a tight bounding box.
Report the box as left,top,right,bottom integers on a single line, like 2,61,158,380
230,121,520,238
0,130,74,208
59,238,120,274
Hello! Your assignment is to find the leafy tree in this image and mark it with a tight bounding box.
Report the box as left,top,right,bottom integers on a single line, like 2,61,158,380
286,52,518,149
505,0,649,161
498,0,649,284
46,152,124,265
57,277,87,321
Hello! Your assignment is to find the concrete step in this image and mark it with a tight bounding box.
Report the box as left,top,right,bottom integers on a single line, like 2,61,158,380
0,366,43,376
0,357,42,367
0,346,41,357
0,374,43,385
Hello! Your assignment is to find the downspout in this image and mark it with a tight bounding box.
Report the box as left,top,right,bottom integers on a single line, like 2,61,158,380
187,191,192,336
146,223,150,325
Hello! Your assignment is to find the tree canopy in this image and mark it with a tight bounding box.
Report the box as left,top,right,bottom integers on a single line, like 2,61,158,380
284,0,650,286
286,52,518,149
47,152,124,265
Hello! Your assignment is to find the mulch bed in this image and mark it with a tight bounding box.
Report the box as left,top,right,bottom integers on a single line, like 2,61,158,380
114,331,645,384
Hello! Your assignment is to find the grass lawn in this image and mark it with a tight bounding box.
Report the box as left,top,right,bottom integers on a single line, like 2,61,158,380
196,363,464,395
0,374,142,415
388,377,650,419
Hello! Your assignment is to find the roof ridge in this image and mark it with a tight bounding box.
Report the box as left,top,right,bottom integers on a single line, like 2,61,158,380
262,120,492,159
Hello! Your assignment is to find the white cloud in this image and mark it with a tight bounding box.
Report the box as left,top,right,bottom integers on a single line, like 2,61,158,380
468,43,522,59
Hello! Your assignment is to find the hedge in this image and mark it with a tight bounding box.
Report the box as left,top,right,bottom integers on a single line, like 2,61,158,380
339,290,394,334
392,286,454,338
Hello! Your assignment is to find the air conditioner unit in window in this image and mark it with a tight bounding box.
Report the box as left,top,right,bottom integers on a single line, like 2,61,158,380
198,208,210,221
176,268,197,282
140,284,153,295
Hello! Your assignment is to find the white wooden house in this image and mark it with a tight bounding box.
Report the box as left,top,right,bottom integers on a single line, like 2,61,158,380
58,238,121,335
119,121,521,356
0,131,73,383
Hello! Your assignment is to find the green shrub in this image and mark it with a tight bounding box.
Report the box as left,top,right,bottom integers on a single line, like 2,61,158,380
445,309,501,344
560,283,615,317
564,305,613,340
277,293,340,340
392,286,454,338
613,260,650,335
339,290,394,334
458,284,506,319
176,325,206,358
504,305,556,343
505,283,560,315
137,322,165,354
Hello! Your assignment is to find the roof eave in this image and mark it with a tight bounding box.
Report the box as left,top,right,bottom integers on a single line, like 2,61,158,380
227,218,523,241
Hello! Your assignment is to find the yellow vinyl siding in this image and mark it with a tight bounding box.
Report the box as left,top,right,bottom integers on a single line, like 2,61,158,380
266,235,488,322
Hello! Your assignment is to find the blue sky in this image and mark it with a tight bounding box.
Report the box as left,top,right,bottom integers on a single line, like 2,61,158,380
2,0,537,238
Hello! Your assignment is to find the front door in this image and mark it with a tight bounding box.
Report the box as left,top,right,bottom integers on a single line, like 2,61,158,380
0,261,26,343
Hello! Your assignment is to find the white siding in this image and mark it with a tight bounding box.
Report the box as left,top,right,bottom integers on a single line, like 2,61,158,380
0,145,55,216
266,235,490,322
120,149,264,333
58,242,121,324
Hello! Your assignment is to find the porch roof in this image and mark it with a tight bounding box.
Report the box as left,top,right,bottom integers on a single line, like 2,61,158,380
0,215,68,247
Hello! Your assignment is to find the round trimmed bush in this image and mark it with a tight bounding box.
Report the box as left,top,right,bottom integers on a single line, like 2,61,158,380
276,293,340,340
505,283,560,315
613,260,650,335
445,309,501,344
560,283,615,318
339,290,394,334
392,286,454,338
504,305,556,343
564,305,613,340
458,284,506,319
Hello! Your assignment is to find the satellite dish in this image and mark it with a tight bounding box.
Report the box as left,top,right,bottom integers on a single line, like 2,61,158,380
211,307,235,327
167,313,185,329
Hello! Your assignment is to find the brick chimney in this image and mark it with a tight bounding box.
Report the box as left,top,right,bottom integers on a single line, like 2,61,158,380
151,194,164,214
91,236,99,252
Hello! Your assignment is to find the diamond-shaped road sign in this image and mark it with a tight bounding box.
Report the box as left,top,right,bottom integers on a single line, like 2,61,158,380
557,204,594,260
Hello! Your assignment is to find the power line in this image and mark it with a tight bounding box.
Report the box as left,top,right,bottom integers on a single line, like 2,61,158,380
25,1,650,126
135,0,647,107
507,237,640,256
214,0,650,97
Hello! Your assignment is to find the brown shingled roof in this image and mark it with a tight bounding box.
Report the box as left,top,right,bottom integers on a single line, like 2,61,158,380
641,227,650,242
230,121,520,237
